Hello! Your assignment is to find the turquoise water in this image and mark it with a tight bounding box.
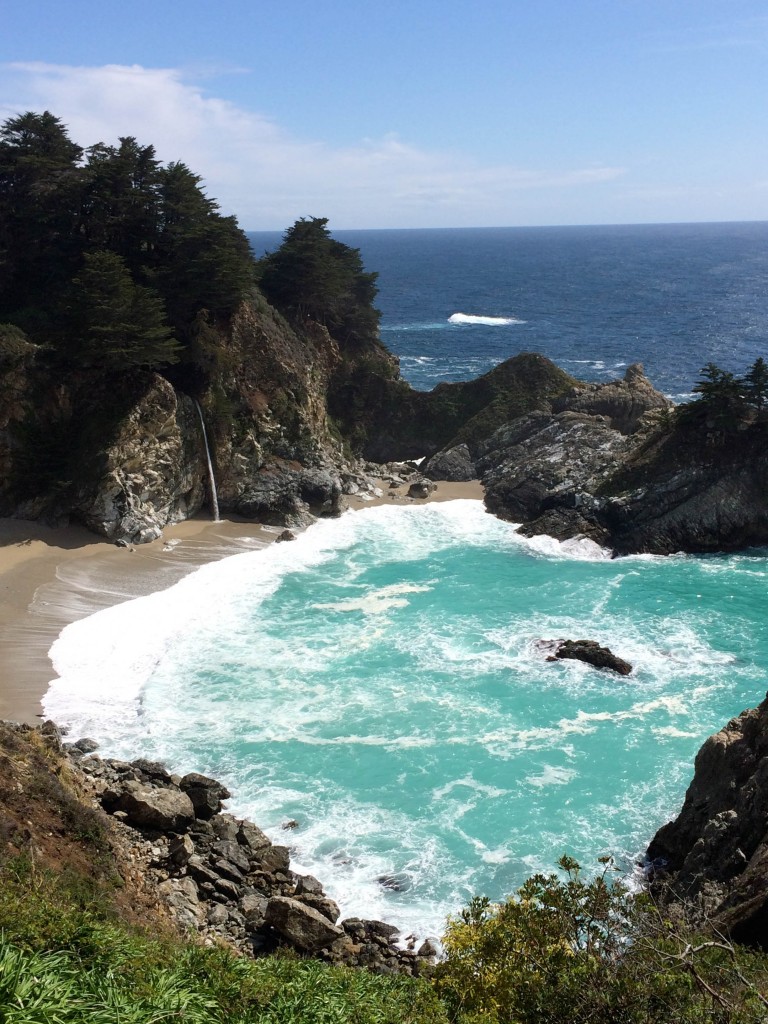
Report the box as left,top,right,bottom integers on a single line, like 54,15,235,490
45,501,768,939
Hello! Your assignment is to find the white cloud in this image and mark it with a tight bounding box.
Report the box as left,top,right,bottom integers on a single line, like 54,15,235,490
0,62,626,228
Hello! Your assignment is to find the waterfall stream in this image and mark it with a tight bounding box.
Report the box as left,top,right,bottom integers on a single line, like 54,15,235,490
194,401,220,522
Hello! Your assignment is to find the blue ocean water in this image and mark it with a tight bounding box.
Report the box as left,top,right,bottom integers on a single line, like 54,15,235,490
251,222,768,399
44,224,768,941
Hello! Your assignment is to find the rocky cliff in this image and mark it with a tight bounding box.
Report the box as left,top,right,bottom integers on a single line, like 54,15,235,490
458,363,768,556
4,293,768,556
0,295,373,543
647,692,768,949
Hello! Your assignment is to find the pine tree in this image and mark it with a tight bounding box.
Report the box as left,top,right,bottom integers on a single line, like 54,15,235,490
742,356,768,416
66,251,179,372
257,217,380,345
0,111,85,322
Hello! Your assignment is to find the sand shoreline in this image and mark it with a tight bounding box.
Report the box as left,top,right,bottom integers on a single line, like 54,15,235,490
0,479,483,724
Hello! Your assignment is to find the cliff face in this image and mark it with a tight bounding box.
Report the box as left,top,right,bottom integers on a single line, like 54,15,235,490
647,693,768,949
350,352,577,464
3,300,768,556
470,364,768,555
0,295,365,543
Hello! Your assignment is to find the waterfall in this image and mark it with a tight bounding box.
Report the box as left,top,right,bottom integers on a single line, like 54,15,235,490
195,401,220,522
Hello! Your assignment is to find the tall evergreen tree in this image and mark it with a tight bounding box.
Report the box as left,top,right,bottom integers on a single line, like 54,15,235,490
82,138,162,273
742,356,768,415
0,111,85,323
257,217,380,346
65,251,179,372
151,161,253,332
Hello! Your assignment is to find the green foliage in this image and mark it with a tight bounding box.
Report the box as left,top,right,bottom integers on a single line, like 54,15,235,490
678,358,768,430
0,322,37,366
0,111,85,315
0,111,255,378
64,250,180,372
436,857,768,1024
742,356,768,414
0,853,447,1024
257,217,380,347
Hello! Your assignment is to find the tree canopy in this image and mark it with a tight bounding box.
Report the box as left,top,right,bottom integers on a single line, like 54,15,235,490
686,357,768,427
0,110,255,374
257,216,380,347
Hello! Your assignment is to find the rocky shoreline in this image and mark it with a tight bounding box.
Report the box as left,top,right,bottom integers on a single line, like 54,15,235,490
45,725,437,976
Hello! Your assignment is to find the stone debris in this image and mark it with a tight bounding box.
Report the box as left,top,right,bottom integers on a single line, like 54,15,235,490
69,744,436,975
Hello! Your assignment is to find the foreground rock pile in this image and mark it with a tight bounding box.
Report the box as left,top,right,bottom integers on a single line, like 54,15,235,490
69,743,436,974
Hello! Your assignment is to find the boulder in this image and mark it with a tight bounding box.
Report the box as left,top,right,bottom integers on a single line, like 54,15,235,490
168,834,195,867
298,895,341,923
237,820,272,856
180,772,231,820
423,443,476,482
407,478,437,500
104,780,195,831
212,839,250,874
265,896,344,951
239,893,269,930
157,877,204,929
546,639,632,676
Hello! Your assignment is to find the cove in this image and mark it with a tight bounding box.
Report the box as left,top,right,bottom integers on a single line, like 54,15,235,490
44,500,768,940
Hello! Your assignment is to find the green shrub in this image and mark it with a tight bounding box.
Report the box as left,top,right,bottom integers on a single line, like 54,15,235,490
435,857,768,1024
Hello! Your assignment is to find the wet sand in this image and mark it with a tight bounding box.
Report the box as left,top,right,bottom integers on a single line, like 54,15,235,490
0,479,483,724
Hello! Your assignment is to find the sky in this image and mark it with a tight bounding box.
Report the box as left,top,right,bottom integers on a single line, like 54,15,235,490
1,1,767,230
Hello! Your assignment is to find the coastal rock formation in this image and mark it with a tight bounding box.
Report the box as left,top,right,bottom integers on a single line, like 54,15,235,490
545,639,632,675
478,409,637,533
647,692,768,948
73,375,205,543
475,362,768,554
348,352,577,463
550,362,673,435
0,300,369,543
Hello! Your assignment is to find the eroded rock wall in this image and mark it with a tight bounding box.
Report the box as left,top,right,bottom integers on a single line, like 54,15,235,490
647,692,768,948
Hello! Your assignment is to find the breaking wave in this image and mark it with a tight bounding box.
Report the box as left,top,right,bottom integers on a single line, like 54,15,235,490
448,313,525,326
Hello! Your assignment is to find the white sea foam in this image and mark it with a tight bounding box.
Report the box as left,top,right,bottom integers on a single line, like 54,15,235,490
313,582,433,616
448,312,525,326
525,765,577,788
521,531,612,561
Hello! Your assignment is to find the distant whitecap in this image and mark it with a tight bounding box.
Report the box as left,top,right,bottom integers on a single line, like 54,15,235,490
448,312,525,326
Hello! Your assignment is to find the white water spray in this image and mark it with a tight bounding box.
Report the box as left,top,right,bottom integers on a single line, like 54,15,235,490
195,400,220,522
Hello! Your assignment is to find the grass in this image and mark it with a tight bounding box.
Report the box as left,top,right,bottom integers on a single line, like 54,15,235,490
0,854,448,1024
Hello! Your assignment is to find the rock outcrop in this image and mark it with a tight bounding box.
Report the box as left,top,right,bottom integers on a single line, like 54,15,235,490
544,639,632,675
422,444,476,482
476,363,768,555
647,692,768,948
550,362,672,435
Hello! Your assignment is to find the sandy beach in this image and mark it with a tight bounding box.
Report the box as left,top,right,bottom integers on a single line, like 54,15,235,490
0,479,483,724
